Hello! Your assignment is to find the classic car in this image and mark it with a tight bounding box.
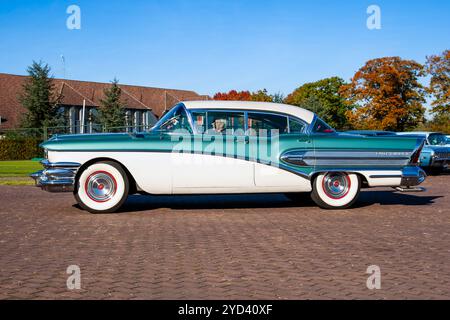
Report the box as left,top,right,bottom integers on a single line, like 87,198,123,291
31,101,427,213
397,132,450,174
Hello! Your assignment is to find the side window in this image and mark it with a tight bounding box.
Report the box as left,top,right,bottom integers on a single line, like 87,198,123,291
289,117,307,133
156,105,192,133
312,118,335,133
207,111,245,135
191,111,207,133
247,112,288,136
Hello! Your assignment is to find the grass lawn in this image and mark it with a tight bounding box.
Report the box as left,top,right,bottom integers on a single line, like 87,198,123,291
0,160,42,185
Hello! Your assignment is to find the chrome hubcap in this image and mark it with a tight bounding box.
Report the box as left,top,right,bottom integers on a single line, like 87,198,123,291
323,173,350,199
86,172,116,202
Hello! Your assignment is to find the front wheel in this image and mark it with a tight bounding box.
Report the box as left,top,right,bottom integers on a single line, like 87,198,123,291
74,161,129,214
311,172,361,209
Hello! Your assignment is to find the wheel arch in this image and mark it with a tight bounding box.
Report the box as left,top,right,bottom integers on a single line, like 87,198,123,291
75,157,138,194
310,171,367,187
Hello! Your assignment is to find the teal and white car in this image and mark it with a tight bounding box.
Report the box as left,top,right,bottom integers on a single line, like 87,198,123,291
31,101,426,213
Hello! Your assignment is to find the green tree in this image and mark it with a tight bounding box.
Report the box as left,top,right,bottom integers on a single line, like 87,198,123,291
285,77,351,129
295,95,324,115
98,78,126,131
19,61,61,130
422,113,450,133
271,92,285,104
251,89,273,102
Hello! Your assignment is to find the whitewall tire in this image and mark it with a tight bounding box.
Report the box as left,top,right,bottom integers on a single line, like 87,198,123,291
311,172,361,209
75,161,129,214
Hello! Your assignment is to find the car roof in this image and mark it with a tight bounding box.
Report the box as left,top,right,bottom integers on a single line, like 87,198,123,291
181,100,316,124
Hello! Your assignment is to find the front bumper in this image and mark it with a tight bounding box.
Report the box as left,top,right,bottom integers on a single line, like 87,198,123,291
429,151,450,169
400,166,426,187
430,158,449,169
30,160,80,192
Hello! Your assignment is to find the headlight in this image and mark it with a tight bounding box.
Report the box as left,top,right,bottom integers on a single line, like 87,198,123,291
44,149,48,159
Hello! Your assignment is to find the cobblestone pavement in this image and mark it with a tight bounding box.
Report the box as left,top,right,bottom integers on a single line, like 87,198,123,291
0,174,449,300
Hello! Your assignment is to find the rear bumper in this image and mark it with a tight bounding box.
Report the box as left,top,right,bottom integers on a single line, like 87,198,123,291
30,160,80,192
400,166,426,187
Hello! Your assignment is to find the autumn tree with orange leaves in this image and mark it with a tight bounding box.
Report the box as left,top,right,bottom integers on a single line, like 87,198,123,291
426,50,450,116
213,90,252,101
213,89,274,102
340,57,426,131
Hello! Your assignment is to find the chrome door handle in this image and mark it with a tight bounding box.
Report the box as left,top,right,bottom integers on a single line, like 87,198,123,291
235,136,249,144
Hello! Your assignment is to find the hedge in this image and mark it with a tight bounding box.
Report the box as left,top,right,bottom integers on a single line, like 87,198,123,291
0,138,43,160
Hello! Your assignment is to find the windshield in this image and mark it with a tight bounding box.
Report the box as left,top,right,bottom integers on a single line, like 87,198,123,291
428,133,447,146
151,104,192,133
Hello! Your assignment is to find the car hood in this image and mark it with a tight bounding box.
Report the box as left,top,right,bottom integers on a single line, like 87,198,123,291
41,132,142,151
423,144,450,152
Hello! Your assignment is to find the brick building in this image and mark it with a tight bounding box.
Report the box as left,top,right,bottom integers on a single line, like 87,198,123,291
0,73,208,133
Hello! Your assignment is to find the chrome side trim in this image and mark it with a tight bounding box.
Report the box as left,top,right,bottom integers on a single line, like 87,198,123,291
30,160,81,192
280,149,412,167
369,174,402,179
41,159,80,169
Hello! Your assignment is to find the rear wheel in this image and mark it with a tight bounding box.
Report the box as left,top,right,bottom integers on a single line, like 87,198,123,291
311,172,361,209
74,161,129,214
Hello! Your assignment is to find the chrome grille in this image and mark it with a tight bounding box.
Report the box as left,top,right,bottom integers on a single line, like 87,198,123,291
435,151,450,160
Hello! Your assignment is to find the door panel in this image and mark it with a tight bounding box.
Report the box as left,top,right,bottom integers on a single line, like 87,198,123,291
171,133,255,190
254,134,314,187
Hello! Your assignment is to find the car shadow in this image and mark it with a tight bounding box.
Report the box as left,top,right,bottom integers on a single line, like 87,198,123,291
117,193,313,212
100,190,442,213
354,190,441,208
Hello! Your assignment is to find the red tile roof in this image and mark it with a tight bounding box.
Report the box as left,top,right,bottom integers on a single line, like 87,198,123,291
0,73,209,130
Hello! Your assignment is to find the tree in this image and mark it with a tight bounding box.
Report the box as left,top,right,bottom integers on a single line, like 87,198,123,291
426,49,450,116
213,90,252,101
251,89,273,102
421,113,450,133
285,77,351,129
340,57,426,131
214,89,284,103
98,78,126,130
19,61,61,129
271,92,285,103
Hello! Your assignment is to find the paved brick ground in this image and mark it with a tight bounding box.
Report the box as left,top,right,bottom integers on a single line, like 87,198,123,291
0,174,449,299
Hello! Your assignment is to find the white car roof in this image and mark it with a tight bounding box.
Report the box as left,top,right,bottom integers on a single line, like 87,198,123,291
181,100,316,124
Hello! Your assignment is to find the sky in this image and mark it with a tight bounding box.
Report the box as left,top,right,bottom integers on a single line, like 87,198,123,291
0,0,449,97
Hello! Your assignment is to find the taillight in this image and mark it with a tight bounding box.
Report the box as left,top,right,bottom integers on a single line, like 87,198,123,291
410,140,425,164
